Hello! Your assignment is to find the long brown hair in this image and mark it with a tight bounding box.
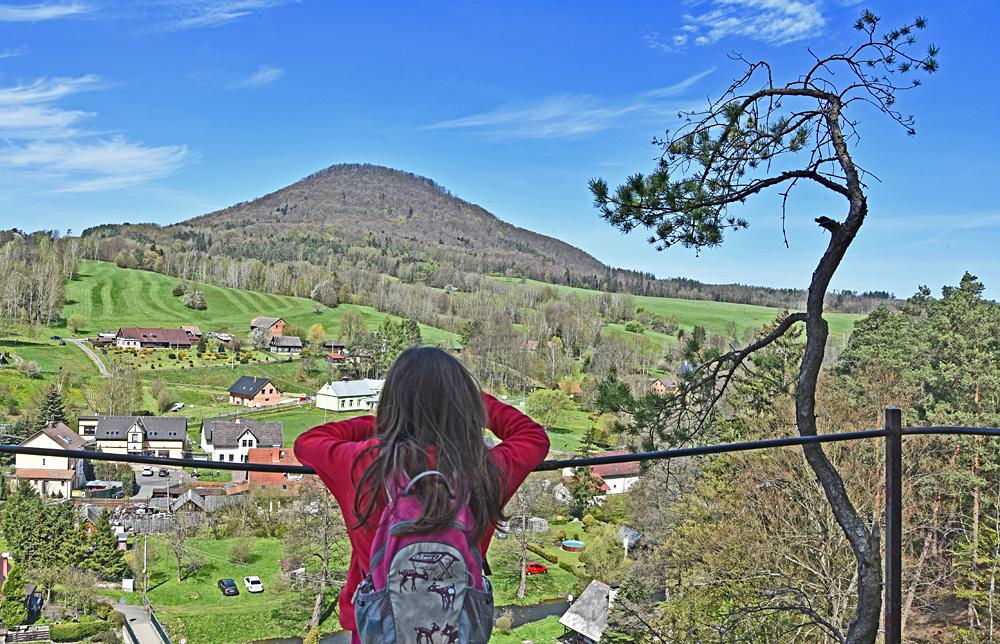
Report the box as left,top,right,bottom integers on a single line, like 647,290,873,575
352,347,507,539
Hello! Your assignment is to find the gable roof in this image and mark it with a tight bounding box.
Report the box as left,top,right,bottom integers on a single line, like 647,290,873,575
171,488,246,513
117,327,192,346
270,335,302,348
14,468,75,480
202,418,284,449
560,580,612,641
31,421,90,451
251,316,283,329
323,339,347,349
228,376,276,397
92,416,188,442
590,452,641,478
181,325,201,336
318,379,384,398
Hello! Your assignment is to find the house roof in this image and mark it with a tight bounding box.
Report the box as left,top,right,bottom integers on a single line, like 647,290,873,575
251,316,283,329
202,419,284,449
323,339,347,348
270,335,302,348
117,327,192,346
560,579,612,641
181,325,201,336
91,416,187,443
318,379,384,398
651,376,677,387
247,447,300,466
14,468,74,480
228,376,276,397
80,505,104,525
590,452,641,478
171,489,246,513
33,421,91,451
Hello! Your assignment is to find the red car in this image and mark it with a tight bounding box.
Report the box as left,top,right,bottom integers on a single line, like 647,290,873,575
525,562,548,575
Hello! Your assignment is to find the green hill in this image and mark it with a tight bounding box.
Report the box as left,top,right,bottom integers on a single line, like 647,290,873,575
60,260,456,344
490,276,860,343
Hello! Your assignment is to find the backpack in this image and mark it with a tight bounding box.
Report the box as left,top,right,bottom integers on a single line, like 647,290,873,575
353,470,495,643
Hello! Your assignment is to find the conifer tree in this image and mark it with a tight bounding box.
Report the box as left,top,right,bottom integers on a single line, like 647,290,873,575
2,481,43,564
90,509,129,579
0,564,28,627
36,383,67,428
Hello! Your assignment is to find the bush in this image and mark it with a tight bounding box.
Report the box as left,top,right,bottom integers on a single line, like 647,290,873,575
229,538,253,564
495,612,513,634
95,602,113,620
582,514,597,530
527,543,559,564
559,561,576,573
624,320,645,334
304,625,321,644
50,621,113,642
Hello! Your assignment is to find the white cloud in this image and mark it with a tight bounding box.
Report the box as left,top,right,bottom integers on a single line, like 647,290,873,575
652,0,826,51
233,64,284,88
0,44,30,58
162,0,295,30
425,68,714,140
0,2,88,21
0,74,190,192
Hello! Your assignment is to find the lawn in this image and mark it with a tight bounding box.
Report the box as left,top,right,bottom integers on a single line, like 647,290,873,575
491,615,566,643
144,535,342,643
486,534,585,607
59,260,456,345
249,406,367,445
0,333,98,376
489,276,860,344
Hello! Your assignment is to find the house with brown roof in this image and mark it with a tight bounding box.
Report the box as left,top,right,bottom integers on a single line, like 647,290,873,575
562,451,641,496
247,448,304,495
14,422,91,498
229,376,282,407
200,418,284,463
250,316,285,339
115,327,192,350
650,376,678,397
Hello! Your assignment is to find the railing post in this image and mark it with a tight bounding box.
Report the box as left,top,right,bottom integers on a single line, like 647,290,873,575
884,407,903,644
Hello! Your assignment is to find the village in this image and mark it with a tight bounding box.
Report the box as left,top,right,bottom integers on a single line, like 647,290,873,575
1,312,666,644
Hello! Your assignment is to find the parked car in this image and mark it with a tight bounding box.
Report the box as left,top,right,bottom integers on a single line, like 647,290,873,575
525,562,548,575
157,468,169,478
217,579,239,596
50,335,61,340
141,467,153,477
243,576,263,593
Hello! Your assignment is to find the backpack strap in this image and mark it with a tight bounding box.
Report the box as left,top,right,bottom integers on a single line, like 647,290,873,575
401,470,454,498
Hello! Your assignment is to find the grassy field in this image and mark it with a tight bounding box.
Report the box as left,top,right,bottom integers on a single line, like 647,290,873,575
144,535,343,643
491,615,565,643
490,276,860,343
59,260,457,345
0,333,99,375
249,406,366,445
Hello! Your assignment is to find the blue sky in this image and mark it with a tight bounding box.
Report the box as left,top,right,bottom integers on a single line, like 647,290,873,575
0,0,996,299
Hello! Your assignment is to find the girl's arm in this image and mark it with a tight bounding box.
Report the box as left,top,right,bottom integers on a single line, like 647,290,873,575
293,415,378,484
483,393,550,496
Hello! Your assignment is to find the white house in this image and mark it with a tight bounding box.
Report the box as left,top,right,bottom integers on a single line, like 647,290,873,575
316,379,384,412
78,416,188,459
562,451,641,496
200,418,283,463
14,422,91,498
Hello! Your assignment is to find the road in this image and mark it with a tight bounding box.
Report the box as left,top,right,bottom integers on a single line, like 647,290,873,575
67,338,110,376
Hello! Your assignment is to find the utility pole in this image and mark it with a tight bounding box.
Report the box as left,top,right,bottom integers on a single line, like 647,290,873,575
142,515,149,612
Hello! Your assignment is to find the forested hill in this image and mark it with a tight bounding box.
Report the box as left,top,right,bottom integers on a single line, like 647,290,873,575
80,163,893,312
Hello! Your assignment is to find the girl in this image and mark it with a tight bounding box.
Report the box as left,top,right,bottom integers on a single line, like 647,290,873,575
294,347,550,641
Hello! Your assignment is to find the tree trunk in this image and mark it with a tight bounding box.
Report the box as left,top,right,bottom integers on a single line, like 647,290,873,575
517,517,528,600
971,445,982,629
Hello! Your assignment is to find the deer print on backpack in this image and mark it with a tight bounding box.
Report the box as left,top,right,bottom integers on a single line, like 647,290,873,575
425,581,456,610
440,623,460,643
398,568,428,593
414,622,440,644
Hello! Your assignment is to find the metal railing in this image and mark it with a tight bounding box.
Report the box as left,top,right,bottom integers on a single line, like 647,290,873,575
2,407,998,644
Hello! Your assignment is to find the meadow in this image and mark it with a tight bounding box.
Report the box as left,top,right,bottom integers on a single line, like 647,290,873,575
60,260,457,345
490,276,860,344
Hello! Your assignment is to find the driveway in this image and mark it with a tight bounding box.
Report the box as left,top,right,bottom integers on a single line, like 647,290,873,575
116,603,163,644
67,338,110,376
133,465,186,489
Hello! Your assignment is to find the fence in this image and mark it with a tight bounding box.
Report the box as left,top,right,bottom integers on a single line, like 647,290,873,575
1,407,996,644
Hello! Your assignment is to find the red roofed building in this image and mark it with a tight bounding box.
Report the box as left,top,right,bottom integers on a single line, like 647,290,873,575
562,451,641,496
247,448,304,495
116,327,192,349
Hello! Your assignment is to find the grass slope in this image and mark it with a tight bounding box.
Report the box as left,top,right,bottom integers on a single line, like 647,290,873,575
491,276,860,342
60,260,456,344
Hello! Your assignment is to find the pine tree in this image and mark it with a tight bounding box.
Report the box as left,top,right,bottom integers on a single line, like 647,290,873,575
567,428,604,518
0,564,28,627
36,383,67,428
90,509,129,579
2,481,43,564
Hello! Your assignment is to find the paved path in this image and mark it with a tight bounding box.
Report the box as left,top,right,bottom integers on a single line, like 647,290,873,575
67,338,110,376
117,604,163,644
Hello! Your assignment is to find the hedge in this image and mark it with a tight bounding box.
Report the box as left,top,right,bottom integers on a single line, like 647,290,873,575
50,620,114,642
559,561,576,574
527,543,559,564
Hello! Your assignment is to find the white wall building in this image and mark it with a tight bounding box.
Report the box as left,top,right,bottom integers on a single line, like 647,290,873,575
15,422,91,498
316,379,384,412
200,418,283,463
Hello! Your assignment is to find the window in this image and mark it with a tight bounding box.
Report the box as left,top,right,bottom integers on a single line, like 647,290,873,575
229,454,235,462
42,458,46,466
261,485,266,490
282,484,288,490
